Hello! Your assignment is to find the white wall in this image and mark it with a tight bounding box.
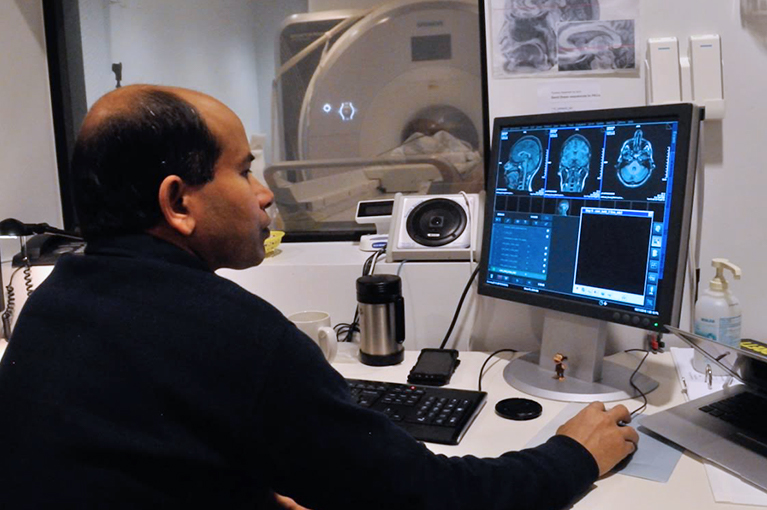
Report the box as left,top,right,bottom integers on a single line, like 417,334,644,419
0,0,62,262
482,0,767,342
79,0,308,160
79,0,263,137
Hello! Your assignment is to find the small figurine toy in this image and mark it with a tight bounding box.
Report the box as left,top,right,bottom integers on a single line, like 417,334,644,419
553,353,568,381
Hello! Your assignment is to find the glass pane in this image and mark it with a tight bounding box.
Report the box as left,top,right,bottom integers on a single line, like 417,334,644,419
77,0,484,238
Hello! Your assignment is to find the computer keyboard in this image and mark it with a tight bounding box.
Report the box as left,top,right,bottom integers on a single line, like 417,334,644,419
346,378,487,445
699,390,767,440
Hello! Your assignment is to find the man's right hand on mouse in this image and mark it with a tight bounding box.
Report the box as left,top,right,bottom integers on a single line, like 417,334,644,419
555,402,639,476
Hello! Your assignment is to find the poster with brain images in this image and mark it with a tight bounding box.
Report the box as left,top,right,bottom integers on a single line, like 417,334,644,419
489,0,640,78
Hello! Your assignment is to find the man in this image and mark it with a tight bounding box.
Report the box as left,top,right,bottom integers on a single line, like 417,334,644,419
0,85,637,509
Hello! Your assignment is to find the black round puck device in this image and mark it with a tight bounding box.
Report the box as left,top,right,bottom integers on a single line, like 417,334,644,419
495,398,543,421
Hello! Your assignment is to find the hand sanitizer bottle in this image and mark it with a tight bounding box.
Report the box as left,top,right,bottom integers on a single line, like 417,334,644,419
694,258,742,347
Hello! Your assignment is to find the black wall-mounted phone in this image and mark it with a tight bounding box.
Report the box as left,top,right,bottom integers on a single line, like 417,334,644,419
11,234,85,267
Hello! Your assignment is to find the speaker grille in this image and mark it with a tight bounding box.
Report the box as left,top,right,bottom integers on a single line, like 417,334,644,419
405,198,467,247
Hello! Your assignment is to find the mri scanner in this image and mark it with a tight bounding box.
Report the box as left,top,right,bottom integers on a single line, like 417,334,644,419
265,0,484,234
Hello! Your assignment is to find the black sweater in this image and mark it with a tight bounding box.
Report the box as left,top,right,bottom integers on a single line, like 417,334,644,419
0,234,598,509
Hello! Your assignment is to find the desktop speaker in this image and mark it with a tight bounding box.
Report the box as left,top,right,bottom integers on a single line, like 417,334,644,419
386,192,483,262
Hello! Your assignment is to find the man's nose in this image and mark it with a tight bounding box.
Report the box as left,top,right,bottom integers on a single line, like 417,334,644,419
254,180,275,209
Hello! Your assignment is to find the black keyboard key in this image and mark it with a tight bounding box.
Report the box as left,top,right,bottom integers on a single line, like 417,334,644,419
700,391,767,442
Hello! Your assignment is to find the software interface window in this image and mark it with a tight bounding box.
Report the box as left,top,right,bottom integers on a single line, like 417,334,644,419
486,118,680,324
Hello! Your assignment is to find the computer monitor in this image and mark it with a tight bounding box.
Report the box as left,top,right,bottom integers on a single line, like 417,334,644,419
478,103,702,402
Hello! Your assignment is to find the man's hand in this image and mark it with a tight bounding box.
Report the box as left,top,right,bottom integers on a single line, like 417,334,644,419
274,493,312,510
556,402,639,476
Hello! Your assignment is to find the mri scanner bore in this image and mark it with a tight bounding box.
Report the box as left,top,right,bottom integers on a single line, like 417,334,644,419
266,0,484,234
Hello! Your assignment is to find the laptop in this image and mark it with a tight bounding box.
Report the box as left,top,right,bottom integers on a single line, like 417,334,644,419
642,326,767,492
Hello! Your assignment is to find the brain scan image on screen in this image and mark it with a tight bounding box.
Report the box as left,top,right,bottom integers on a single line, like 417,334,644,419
601,123,674,202
558,134,592,192
557,199,570,216
615,129,656,188
504,135,543,191
499,0,600,73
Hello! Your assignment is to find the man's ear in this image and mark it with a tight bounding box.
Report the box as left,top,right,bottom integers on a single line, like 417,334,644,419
157,175,196,236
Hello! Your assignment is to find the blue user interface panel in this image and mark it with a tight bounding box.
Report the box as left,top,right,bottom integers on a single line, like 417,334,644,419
485,117,680,320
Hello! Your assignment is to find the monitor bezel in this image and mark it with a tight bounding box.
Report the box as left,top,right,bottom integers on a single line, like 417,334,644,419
478,103,701,332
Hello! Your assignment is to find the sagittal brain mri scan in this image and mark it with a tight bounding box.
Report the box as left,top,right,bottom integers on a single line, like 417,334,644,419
615,129,656,188
558,134,591,192
557,20,635,71
499,0,600,73
504,135,543,191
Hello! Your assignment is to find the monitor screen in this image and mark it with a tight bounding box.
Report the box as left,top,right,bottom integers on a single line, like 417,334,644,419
479,104,701,333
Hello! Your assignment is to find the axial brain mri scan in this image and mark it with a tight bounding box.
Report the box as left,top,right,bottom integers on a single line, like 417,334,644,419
615,129,656,188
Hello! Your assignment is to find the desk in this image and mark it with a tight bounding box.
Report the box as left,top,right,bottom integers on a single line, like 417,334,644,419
333,350,764,509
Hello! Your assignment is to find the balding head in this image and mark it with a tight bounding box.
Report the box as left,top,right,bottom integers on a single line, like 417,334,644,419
81,85,231,136
71,85,223,239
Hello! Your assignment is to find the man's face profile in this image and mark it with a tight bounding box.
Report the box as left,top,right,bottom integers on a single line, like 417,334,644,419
182,95,274,270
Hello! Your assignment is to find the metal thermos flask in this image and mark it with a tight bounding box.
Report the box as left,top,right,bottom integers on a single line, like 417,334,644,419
356,274,405,366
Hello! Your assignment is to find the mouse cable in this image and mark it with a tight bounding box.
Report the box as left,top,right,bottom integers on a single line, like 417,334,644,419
624,348,650,418
438,264,480,350
478,348,518,392
475,348,651,410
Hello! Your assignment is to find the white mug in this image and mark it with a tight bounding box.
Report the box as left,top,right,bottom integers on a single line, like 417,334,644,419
288,310,338,362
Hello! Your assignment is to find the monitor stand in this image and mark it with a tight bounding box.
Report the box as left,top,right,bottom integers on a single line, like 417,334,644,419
503,310,659,402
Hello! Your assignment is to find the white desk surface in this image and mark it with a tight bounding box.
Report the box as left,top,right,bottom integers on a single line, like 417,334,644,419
1,335,762,508
332,350,765,510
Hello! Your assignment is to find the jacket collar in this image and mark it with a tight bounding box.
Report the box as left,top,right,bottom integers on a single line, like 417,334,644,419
84,234,212,272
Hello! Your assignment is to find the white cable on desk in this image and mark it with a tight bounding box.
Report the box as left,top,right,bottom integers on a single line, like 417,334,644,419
459,191,475,278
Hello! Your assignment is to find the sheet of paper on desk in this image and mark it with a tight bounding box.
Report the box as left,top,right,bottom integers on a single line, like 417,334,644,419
670,347,767,506
669,346,739,401
524,403,683,483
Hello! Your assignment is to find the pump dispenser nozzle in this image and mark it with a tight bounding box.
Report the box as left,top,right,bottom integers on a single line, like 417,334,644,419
710,258,741,291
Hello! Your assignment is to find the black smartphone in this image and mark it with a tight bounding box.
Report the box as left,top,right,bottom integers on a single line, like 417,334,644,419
407,348,460,386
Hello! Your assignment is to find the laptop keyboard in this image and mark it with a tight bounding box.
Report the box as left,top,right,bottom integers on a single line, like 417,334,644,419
700,390,767,440
346,378,487,445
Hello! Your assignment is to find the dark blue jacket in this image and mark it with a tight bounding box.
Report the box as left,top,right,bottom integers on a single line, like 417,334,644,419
0,234,597,509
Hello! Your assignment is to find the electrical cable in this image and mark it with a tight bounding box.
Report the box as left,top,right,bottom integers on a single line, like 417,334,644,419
361,249,385,277
2,267,22,340
478,349,517,392
19,237,34,297
459,191,475,277
22,265,33,297
687,120,706,327
477,348,653,411
438,265,480,350
624,348,651,418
